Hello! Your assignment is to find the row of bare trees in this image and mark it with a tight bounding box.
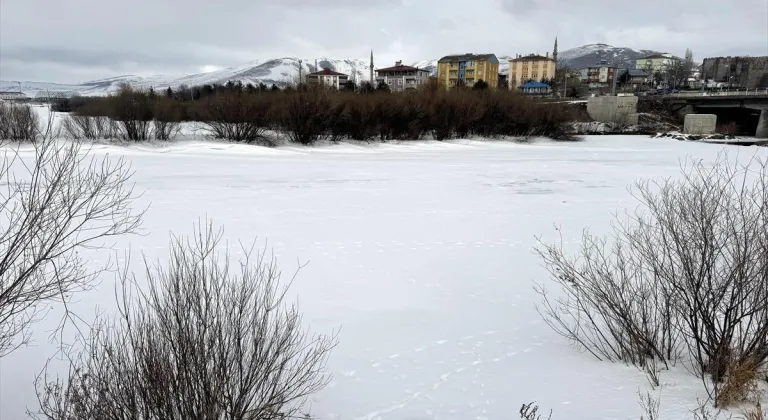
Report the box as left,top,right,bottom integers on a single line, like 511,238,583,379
0,113,337,419
0,101,40,141
62,84,576,144
59,85,184,141
535,152,768,407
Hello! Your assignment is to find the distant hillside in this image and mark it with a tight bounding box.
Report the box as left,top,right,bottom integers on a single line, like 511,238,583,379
557,44,663,69
0,57,372,97
0,45,668,96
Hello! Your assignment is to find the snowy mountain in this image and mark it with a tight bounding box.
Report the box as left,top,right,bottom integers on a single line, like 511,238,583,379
0,57,372,97
0,45,664,97
557,44,662,70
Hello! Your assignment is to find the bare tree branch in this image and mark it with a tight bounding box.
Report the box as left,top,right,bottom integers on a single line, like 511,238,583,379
0,128,144,356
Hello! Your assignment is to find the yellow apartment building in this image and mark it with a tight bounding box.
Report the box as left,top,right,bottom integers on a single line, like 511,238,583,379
508,37,559,89
436,53,500,89
508,53,557,89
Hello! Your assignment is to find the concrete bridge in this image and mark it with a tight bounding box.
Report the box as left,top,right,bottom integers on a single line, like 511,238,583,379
647,89,768,137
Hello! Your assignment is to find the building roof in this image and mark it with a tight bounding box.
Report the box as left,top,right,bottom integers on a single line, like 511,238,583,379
376,64,428,72
438,53,499,64
510,54,555,63
640,53,682,61
308,68,347,77
519,81,551,89
623,69,649,77
34,90,80,99
0,91,25,95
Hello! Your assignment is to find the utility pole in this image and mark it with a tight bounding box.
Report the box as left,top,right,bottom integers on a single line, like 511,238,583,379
298,59,303,85
562,71,567,98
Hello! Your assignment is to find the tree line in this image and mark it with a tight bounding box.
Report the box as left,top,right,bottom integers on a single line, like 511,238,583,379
54,81,577,144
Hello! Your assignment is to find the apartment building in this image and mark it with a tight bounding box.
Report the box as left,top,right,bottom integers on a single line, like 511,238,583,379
635,53,680,73
436,54,500,89
306,68,349,89
375,61,432,91
508,53,556,89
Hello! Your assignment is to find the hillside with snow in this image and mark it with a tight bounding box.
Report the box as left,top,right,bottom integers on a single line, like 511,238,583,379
0,45,663,96
0,57,372,97
557,43,662,70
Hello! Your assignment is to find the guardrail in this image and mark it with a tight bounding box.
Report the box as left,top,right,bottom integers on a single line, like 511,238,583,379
662,89,768,99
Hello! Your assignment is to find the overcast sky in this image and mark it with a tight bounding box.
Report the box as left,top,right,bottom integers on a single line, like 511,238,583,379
1,0,767,83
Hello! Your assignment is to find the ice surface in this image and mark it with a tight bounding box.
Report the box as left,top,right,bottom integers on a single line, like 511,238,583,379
0,136,763,419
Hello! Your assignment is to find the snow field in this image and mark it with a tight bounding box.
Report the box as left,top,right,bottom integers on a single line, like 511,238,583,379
0,136,763,419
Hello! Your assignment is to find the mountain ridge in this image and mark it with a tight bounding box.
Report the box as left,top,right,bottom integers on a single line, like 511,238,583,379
0,44,663,96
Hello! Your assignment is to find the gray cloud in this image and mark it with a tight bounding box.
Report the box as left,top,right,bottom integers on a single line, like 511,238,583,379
1,0,765,83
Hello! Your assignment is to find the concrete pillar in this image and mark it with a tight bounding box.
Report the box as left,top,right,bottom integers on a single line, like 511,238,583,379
757,110,768,139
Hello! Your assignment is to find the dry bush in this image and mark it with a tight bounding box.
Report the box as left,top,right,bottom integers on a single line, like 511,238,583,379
714,357,761,407
377,93,428,140
152,97,183,141
272,87,334,145
638,390,661,420
329,93,380,141
108,84,154,141
32,220,337,420
0,137,142,357
536,152,768,406
195,92,272,144
61,115,118,140
741,401,766,420
519,401,552,420
0,102,40,141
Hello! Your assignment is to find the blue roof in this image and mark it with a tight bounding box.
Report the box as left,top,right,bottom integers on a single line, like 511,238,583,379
520,81,550,89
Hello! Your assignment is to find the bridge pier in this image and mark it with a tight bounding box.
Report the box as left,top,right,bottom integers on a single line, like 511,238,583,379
757,110,768,139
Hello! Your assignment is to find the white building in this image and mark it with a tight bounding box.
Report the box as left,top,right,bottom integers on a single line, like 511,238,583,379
375,61,431,92
306,68,349,89
0,91,29,101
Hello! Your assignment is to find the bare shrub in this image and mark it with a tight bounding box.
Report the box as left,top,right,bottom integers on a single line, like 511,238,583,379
33,220,337,420
519,401,552,420
741,401,766,420
535,152,768,406
0,138,143,357
0,102,40,141
377,93,428,140
61,115,95,139
691,399,727,420
152,97,183,141
715,357,761,407
330,94,380,141
428,93,465,140
60,115,118,140
108,84,153,141
273,88,333,145
638,390,660,420
535,229,679,368
196,92,272,144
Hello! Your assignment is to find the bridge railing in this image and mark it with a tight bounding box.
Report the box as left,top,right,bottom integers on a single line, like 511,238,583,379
662,89,768,99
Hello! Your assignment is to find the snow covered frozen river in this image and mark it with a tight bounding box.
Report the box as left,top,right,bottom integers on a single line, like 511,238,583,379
1,136,764,419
